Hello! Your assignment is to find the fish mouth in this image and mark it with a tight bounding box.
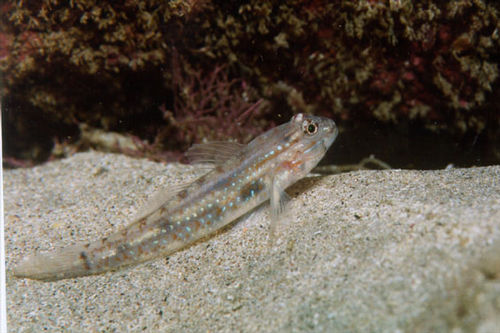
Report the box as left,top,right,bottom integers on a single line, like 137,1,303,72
305,128,338,158
322,119,339,151
302,118,338,157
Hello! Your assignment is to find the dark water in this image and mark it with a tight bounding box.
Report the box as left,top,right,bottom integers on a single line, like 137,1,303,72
323,122,498,170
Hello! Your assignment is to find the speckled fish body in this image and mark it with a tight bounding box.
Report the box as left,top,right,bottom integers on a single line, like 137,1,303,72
14,114,338,281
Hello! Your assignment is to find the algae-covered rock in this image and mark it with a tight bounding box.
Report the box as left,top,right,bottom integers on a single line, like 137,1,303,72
1,0,499,165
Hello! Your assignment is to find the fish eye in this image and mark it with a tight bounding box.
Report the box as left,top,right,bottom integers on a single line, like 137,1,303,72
304,121,318,135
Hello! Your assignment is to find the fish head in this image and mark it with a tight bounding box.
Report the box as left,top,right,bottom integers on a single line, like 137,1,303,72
278,113,338,179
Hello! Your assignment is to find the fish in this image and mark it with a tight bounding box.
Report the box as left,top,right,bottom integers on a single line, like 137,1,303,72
13,113,338,281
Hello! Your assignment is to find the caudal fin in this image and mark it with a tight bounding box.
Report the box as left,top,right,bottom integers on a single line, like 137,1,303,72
13,243,97,281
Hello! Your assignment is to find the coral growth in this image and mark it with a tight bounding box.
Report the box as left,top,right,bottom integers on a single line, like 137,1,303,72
197,0,500,134
158,52,267,152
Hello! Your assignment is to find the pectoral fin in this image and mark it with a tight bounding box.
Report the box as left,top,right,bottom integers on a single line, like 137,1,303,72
268,176,290,245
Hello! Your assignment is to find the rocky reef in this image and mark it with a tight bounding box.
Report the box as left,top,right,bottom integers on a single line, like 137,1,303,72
1,0,499,166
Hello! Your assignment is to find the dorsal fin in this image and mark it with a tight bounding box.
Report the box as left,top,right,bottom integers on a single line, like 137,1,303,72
134,141,244,222
186,141,244,166
131,182,191,221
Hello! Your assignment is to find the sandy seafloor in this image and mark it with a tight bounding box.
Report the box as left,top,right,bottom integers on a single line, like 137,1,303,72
4,151,500,332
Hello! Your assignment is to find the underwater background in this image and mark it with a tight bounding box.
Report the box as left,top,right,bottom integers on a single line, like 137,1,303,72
1,0,499,168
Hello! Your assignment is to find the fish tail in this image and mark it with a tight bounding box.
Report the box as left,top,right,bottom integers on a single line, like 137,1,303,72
13,242,105,281
14,217,172,281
